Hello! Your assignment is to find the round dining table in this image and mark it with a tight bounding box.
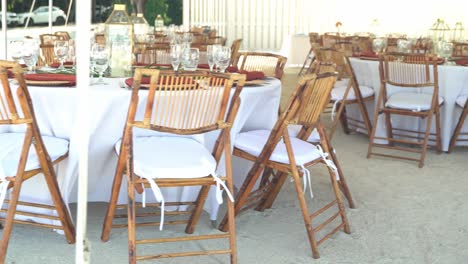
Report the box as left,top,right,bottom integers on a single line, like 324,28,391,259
2,76,282,222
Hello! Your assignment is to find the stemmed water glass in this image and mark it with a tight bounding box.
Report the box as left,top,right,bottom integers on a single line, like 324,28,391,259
183,33,193,44
54,40,69,70
207,45,220,71
91,44,110,84
68,39,76,70
438,41,453,65
22,43,39,74
170,44,183,71
372,38,387,55
214,47,231,73
9,40,24,64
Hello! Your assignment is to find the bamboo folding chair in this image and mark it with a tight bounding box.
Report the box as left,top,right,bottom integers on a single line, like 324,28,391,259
448,95,468,152
452,42,468,57
298,33,321,76
101,69,245,263
233,52,287,79
39,34,62,66
54,31,71,41
314,47,374,140
139,43,171,65
0,61,75,262
218,72,351,259
367,53,443,168
229,39,243,66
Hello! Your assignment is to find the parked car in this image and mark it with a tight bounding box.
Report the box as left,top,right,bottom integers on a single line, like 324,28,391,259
18,6,67,26
0,12,19,27
94,5,112,22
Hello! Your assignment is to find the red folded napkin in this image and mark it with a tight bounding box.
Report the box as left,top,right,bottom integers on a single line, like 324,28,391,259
455,59,468,66
6,70,14,79
24,73,76,85
50,61,75,68
238,70,266,81
360,51,378,58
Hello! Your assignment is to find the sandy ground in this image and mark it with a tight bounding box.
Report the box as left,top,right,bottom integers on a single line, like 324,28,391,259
4,68,468,264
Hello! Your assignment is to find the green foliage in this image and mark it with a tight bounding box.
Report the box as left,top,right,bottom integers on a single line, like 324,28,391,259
143,0,169,26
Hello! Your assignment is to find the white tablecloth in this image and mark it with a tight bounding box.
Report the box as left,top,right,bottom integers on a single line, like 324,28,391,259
1,77,281,222
348,58,468,150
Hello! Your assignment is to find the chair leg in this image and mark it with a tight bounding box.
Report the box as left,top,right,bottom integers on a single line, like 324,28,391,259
218,162,265,232
0,129,32,263
101,148,127,242
185,185,210,234
418,112,434,168
290,171,320,258
449,105,468,153
339,104,351,135
221,132,238,264
326,166,351,235
367,91,385,158
330,148,355,209
384,112,394,146
0,176,25,263
126,161,137,264
357,98,373,137
256,171,289,211
435,106,442,154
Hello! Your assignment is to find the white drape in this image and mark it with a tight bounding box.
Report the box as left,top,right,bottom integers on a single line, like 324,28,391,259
185,0,468,51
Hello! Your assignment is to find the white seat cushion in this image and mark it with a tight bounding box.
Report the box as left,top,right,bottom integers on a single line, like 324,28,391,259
0,133,68,177
385,92,444,111
456,95,467,108
235,130,322,165
331,85,374,101
287,125,321,143
115,136,216,179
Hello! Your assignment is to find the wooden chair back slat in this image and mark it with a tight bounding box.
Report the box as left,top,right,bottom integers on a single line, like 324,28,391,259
230,39,242,66
295,73,338,126
130,69,242,134
0,61,25,122
235,52,287,79
380,53,437,88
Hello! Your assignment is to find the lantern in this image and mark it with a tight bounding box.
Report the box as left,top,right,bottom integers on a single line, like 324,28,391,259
430,19,450,42
131,13,149,36
105,4,134,77
154,14,164,32
452,22,464,42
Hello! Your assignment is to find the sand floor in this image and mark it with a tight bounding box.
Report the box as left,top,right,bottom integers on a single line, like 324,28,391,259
4,68,468,264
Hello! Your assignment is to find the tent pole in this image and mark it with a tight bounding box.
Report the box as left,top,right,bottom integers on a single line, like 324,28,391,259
24,0,36,32
48,0,52,33
65,0,74,26
1,0,7,59
75,0,91,262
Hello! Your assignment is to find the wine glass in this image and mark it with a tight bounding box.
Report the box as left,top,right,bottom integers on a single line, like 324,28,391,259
181,48,199,71
54,40,69,70
438,41,453,64
397,39,412,54
372,38,387,55
9,40,24,64
183,33,193,44
22,44,39,74
215,47,231,73
91,44,109,84
170,44,183,71
207,45,218,71
68,39,76,70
